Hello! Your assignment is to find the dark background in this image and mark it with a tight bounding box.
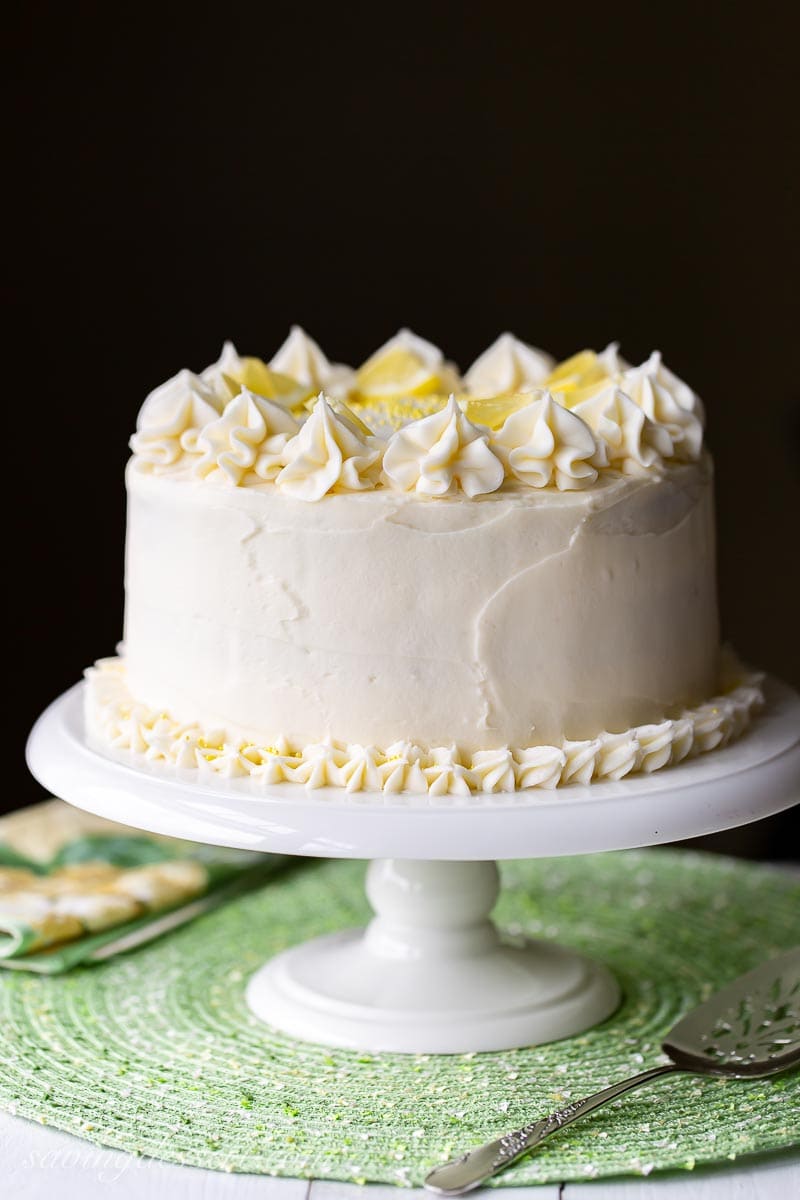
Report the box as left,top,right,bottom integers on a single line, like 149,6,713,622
8,5,799,855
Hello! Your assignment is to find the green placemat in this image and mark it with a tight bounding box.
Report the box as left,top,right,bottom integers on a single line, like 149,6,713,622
0,849,798,1186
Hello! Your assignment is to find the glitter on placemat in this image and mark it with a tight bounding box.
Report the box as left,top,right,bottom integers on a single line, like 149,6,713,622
0,849,798,1186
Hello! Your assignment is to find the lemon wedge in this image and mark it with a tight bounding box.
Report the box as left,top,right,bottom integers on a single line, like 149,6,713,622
328,398,375,437
543,351,612,406
355,345,443,402
223,357,313,411
458,393,532,430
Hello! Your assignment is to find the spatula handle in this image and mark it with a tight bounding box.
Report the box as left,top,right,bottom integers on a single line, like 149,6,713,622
424,1062,681,1195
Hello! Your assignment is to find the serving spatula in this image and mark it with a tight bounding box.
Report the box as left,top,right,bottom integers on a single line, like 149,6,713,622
425,947,800,1195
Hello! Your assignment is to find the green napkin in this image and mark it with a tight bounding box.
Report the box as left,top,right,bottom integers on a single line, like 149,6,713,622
0,798,283,972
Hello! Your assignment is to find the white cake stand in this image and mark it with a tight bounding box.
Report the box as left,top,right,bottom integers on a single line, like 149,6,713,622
26,679,800,1054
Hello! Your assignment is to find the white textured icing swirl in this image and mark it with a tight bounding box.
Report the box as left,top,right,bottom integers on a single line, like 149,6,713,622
493,392,607,490
129,336,707,492
85,658,765,798
288,740,349,788
616,352,704,462
194,389,299,485
635,721,676,773
270,326,355,398
561,739,602,786
382,395,504,497
130,370,224,466
594,730,640,780
423,747,473,797
199,341,246,405
596,342,630,376
276,396,382,501
464,333,555,395
470,748,518,793
512,746,566,790
572,384,673,476
379,743,429,794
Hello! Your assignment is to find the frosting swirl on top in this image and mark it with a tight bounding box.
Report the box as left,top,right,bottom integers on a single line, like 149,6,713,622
276,396,382,501
199,341,245,405
270,326,355,399
596,341,630,376
616,352,703,462
463,333,555,396
128,334,709,496
194,389,299,485
130,370,224,466
382,396,505,497
493,392,607,490
572,385,673,476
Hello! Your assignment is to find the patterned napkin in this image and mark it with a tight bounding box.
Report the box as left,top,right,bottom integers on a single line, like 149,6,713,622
0,799,284,972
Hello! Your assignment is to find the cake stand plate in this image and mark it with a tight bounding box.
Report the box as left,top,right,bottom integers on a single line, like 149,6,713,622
26,679,800,1054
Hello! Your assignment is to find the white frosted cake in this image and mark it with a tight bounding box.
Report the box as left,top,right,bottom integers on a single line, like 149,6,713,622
86,329,763,794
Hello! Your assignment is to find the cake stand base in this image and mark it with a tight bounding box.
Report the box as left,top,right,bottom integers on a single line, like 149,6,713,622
26,680,800,1055
246,859,620,1052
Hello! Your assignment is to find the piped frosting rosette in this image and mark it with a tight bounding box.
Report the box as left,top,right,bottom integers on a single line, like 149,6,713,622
130,328,705,498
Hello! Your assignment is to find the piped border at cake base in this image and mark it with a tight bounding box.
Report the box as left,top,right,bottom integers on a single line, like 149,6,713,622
83,658,765,798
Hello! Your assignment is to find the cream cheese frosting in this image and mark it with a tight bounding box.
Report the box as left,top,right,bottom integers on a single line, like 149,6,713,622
382,396,505,497
85,657,764,796
118,457,720,754
571,385,674,475
195,389,299,486
130,370,224,466
615,352,704,462
492,392,607,490
199,340,247,403
270,326,355,398
275,397,382,500
463,332,555,395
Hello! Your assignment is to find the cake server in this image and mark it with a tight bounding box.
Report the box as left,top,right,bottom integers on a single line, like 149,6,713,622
424,946,800,1195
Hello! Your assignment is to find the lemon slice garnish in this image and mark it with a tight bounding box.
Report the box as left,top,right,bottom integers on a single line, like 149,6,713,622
328,398,375,437
222,357,313,411
458,393,532,430
355,346,443,402
542,350,612,403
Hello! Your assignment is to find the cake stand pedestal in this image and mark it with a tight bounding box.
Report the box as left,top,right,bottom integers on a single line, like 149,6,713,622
26,679,800,1054
247,857,620,1052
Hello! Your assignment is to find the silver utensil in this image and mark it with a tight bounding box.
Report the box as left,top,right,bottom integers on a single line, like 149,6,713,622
425,946,800,1195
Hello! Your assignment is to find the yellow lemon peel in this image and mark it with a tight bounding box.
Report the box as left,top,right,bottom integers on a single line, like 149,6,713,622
327,398,375,438
354,345,443,402
222,358,313,412
543,351,614,407
458,393,533,430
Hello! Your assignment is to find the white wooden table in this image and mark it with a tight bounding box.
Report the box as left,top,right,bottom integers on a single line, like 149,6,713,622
2,1110,797,1198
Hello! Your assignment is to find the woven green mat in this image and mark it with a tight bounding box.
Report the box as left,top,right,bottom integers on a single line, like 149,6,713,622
0,849,798,1186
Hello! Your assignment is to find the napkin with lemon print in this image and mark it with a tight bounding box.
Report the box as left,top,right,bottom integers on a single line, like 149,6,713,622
0,799,285,973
